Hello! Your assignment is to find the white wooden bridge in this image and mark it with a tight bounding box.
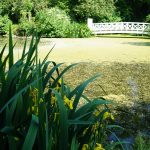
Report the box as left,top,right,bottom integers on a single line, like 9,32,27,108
87,18,150,35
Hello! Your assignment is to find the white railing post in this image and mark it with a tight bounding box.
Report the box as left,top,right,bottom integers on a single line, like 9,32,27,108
87,18,93,29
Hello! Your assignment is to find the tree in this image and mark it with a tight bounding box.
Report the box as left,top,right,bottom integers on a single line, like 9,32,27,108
115,0,150,21
32,0,48,14
0,15,12,35
0,0,33,23
35,7,70,37
71,0,121,22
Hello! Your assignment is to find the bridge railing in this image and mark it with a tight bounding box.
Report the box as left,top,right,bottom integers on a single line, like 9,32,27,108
87,18,150,34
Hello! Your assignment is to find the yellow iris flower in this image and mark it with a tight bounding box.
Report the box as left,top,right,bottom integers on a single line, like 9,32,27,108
51,95,56,105
103,112,114,120
29,88,38,101
55,79,62,91
81,144,89,150
94,111,100,117
64,95,73,110
94,143,105,150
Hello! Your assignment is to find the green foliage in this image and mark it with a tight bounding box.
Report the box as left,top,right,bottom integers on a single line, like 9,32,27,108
134,133,150,150
35,7,92,38
1,0,150,37
72,0,121,22
16,17,35,36
35,7,70,37
115,0,150,21
32,0,48,13
0,0,33,23
49,0,70,13
146,14,150,23
1,0,150,33
0,15,12,35
144,14,150,34
0,29,126,150
65,23,92,38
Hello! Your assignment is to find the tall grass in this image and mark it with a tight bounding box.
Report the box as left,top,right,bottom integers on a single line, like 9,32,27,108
0,28,126,150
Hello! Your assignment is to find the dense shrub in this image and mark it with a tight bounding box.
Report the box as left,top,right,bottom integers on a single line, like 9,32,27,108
146,14,150,23
35,7,92,38
72,0,121,22
65,23,92,38
0,15,12,35
15,18,35,36
35,7,70,37
145,14,150,34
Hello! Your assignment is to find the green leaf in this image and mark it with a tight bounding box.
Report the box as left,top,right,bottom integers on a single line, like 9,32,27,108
43,62,63,90
69,111,92,121
0,53,9,91
74,99,111,118
70,135,79,150
0,60,24,103
22,115,39,150
69,120,93,125
51,63,77,88
0,44,7,59
21,37,27,60
0,126,23,138
53,90,68,150
8,26,14,69
107,130,126,150
45,109,49,150
106,125,124,130
0,77,42,113
41,44,55,66
47,131,53,150
6,97,18,125
69,74,100,115
8,136,17,150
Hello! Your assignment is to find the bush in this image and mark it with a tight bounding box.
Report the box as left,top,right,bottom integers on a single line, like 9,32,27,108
145,14,150,34
16,18,35,36
35,7,92,38
146,14,150,23
0,28,126,150
35,7,70,37
65,23,92,38
72,0,121,22
0,15,12,35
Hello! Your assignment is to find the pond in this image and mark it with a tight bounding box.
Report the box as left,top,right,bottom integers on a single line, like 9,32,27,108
0,36,150,63
0,36,54,50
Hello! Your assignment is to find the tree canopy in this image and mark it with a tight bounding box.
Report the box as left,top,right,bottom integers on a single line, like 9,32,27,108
0,0,150,36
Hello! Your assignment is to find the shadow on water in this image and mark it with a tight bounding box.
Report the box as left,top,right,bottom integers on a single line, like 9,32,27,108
96,34,150,39
115,101,150,134
0,36,28,48
110,101,150,149
0,36,52,48
123,42,150,46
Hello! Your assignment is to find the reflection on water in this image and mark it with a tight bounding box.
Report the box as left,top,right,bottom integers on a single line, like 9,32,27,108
0,36,54,62
123,42,150,46
0,36,53,51
0,36,27,48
